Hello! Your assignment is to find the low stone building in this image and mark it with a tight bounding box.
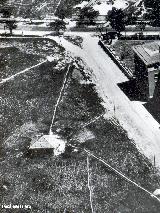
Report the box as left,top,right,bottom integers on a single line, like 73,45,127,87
29,134,66,156
133,42,160,99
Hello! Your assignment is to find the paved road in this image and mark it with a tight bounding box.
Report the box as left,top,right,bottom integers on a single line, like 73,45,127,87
48,33,160,168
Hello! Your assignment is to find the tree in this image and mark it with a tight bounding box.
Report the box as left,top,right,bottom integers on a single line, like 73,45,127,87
5,20,17,34
144,0,160,26
1,8,12,18
78,7,99,25
55,7,66,20
125,5,137,25
138,21,146,32
49,19,66,34
0,0,7,6
107,7,126,34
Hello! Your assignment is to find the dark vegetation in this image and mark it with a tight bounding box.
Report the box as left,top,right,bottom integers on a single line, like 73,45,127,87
77,6,100,26
5,20,17,34
55,0,83,19
106,5,148,34
144,0,160,26
124,3,137,25
63,35,83,48
0,0,7,5
49,19,66,34
107,7,126,35
0,6,17,35
0,6,12,18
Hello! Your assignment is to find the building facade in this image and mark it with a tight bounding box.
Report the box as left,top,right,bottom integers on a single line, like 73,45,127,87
133,42,160,99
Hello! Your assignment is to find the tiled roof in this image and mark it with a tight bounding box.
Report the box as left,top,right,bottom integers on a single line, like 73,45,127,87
133,42,160,67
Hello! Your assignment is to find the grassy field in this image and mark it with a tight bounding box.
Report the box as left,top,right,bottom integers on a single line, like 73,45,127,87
1,38,160,212
0,38,64,80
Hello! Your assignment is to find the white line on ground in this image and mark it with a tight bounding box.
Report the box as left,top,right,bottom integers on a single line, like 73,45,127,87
49,62,71,134
84,149,160,203
87,155,95,213
0,60,47,85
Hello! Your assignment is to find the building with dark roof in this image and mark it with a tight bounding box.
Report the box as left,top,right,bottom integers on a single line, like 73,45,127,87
133,42,160,99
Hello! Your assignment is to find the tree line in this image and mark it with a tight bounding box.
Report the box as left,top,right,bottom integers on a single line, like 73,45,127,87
144,0,160,26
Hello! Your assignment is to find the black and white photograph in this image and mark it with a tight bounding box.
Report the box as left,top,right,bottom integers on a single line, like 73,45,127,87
1,0,160,212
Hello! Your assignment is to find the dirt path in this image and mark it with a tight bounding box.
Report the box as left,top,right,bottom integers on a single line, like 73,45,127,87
47,33,160,168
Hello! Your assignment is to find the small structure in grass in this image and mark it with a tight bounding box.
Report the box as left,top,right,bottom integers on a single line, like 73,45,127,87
29,62,71,156
29,134,66,156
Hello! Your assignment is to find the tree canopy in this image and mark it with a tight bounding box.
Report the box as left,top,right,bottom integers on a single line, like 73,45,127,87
55,7,66,20
0,0,7,5
107,7,125,33
5,20,17,34
78,7,99,25
124,5,137,25
0,7,12,18
144,0,160,26
49,19,66,34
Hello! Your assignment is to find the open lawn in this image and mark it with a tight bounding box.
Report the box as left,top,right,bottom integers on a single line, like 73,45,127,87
0,38,64,80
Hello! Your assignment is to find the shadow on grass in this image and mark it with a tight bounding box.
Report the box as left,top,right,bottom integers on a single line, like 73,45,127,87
144,101,160,125
118,79,148,102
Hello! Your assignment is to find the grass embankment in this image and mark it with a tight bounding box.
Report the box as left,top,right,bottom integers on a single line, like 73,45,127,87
0,38,160,212
64,36,83,48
